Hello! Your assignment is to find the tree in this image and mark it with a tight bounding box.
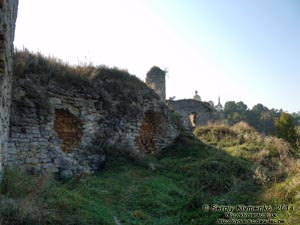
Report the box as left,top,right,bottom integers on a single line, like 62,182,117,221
292,113,300,127
224,101,237,115
224,101,248,125
252,103,269,114
246,104,280,134
295,126,300,149
275,112,297,146
259,111,274,134
236,101,248,113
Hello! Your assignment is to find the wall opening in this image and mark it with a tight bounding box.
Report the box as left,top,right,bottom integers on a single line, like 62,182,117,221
189,112,197,128
54,109,82,153
135,111,166,154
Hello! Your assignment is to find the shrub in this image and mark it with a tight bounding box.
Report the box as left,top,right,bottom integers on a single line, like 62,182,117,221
0,168,53,225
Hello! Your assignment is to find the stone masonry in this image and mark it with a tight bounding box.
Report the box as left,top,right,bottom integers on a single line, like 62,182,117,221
167,99,215,129
145,66,218,130
7,63,179,177
146,66,166,102
0,0,215,179
0,0,18,178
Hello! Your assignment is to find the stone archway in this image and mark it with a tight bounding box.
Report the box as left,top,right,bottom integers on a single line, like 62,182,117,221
189,112,197,128
54,109,82,153
135,111,166,154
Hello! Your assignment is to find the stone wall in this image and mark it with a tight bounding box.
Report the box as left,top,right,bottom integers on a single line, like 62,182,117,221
167,99,215,129
54,109,83,153
7,67,179,177
0,0,18,177
145,66,166,102
135,111,175,154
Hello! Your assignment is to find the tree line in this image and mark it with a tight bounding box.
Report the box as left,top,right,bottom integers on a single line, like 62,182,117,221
220,101,300,147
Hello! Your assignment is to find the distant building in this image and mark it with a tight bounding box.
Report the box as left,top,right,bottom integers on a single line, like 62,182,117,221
193,90,201,101
145,67,221,129
215,96,223,111
167,99,214,129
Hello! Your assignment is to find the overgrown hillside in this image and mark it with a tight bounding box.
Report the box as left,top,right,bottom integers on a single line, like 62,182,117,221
221,101,300,140
1,123,299,224
1,50,298,224
194,122,300,224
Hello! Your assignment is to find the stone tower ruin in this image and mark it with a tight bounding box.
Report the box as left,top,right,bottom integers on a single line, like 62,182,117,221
0,0,18,178
146,66,166,102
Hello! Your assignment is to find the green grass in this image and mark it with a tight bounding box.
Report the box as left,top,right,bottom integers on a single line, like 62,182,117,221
0,134,259,225
1,125,299,224
194,122,300,224
9,49,300,224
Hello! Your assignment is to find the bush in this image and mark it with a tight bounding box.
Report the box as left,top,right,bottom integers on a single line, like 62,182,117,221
0,168,53,225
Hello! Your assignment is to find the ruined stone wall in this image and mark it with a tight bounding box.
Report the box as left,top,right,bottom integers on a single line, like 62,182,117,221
8,71,179,177
0,0,18,177
146,66,166,102
167,99,215,129
8,81,104,177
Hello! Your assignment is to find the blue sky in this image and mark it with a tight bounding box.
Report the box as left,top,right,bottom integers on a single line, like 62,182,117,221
14,0,300,112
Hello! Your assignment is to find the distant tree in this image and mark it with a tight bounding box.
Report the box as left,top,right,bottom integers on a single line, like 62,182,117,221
252,103,269,114
245,104,280,134
224,101,238,125
295,126,300,149
224,101,237,115
222,101,286,135
224,101,248,125
236,101,248,113
292,113,300,127
258,111,274,134
275,112,297,146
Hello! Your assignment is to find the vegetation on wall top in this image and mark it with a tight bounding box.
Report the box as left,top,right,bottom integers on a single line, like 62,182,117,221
13,49,159,101
146,66,166,77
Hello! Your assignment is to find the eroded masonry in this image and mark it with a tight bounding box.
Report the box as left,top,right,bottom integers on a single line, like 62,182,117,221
0,0,216,178
7,61,179,177
0,0,18,177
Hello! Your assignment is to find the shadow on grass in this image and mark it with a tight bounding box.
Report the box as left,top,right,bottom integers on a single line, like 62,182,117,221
2,132,296,225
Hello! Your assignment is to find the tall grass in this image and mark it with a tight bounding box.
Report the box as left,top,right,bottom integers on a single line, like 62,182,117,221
13,49,159,117
1,130,299,224
0,168,53,225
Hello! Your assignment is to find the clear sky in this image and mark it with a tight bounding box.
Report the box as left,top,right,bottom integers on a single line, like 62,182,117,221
14,0,300,112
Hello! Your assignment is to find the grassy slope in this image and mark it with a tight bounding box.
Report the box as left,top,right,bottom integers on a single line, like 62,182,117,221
1,131,267,225
1,126,299,224
2,51,298,224
195,122,300,224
